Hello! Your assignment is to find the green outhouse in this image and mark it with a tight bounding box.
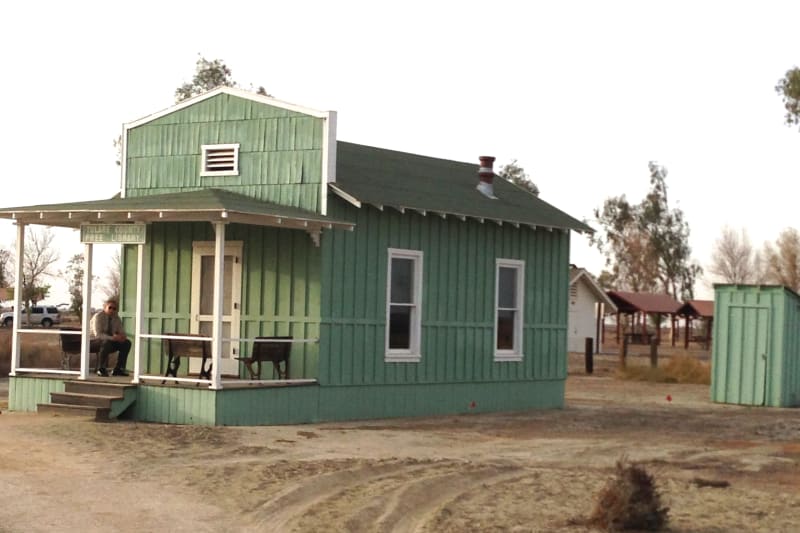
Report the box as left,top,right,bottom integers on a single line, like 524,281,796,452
712,284,800,407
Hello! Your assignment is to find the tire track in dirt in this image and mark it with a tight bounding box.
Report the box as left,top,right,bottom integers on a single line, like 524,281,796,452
248,459,439,531
369,465,524,533
248,459,525,532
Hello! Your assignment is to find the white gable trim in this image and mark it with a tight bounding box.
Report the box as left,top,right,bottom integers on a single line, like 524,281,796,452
570,269,617,312
320,110,337,215
124,86,331,130
120,124,128,198
329,184,361,208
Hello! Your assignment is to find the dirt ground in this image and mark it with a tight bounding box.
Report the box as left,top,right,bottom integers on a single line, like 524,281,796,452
0,353,799,533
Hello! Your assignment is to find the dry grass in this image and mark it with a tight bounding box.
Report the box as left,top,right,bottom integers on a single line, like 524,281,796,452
0,329,62,375
0,331,10,375
616,355,710,385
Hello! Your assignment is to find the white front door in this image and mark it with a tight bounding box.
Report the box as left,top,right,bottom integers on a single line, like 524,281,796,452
191,241,242,376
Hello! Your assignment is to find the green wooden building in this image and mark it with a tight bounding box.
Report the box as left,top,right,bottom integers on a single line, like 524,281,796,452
712,284,800,407
3,87,591,425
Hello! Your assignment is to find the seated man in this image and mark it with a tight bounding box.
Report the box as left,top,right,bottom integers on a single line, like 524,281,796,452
90,299,131,377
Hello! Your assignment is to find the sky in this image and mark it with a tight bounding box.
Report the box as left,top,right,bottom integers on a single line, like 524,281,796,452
2,1,800,306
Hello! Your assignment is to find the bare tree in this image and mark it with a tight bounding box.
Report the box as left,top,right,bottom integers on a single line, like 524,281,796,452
64,254,85,319
709,226,763,284
19,227,60,311
98,249,121,303
762,228,800,291
0,248,10,288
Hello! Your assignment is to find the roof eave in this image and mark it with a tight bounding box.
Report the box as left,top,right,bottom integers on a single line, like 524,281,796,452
0,209,354,232
333,194,588,234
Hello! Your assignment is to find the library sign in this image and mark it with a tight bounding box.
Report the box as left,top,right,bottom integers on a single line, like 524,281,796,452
80,223,146,244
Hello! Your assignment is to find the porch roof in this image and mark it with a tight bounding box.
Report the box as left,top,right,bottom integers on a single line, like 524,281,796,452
332,141,593,233
0,188,354,231
606,290,682,315
676,299,714,318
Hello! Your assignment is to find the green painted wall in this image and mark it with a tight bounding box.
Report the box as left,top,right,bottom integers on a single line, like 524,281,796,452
712,285,800,407
214,386,320,425
8,376,65,412
315,381,564,422
780,292,800,406
120,222,321,379
11,376,562,425
319,199,570,389
133,384,217,425
125,93,325,212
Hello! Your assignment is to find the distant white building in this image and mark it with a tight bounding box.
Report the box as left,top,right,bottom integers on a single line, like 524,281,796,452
567,266,617,353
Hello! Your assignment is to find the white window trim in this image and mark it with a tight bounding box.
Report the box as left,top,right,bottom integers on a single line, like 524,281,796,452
200,143,240,177
385,248,423,363
494,258,525,362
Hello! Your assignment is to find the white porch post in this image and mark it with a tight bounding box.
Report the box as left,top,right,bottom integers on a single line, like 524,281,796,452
9,223,25,376
132,242,146,383
210,222,226,390
80,243,94,380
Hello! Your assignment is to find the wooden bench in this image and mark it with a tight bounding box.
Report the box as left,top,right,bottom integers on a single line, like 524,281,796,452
624,332,654,345
235,336,292,379
162,333,212,382
691,335,709,349
59,327,101,371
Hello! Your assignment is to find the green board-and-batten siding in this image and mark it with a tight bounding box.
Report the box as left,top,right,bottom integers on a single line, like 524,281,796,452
319,198,570,389
712,285,800,407
8,377,65,412
120,222,321,379
125,93,325,212
9,376,563,425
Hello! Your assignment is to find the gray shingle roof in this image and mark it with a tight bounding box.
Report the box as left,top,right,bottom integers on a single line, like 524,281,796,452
333,141,592,233
0,188,353,230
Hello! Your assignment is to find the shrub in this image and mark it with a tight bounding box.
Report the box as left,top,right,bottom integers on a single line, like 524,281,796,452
587,457,669,531
617,355,710,385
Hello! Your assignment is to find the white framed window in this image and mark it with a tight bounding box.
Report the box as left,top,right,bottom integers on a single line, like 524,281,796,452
495,258,524,361
385,248,423,362
201,143,240,176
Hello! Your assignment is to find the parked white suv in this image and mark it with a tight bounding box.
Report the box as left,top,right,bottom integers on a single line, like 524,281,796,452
0,306,62,328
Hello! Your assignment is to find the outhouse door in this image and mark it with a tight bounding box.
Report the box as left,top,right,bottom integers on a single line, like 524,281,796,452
190,241,243,376
728,305,770,406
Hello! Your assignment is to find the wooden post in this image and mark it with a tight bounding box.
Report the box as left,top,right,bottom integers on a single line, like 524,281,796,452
585,337,594,374
619,334,628,369
650,336,658,368
684,316,690,350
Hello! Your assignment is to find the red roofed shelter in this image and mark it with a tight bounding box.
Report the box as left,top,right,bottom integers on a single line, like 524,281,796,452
676,300,714,349
607,291,682,346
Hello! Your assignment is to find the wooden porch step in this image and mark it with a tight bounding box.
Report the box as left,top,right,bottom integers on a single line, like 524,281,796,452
63,380,134,396
37,380,139,421
37,403,112,421
50,392,121,409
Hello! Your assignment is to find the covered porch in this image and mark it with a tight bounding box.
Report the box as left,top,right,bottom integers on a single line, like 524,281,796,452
0,189,353,423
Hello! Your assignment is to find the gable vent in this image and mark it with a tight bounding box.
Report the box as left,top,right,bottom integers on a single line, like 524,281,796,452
201,144,240,176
